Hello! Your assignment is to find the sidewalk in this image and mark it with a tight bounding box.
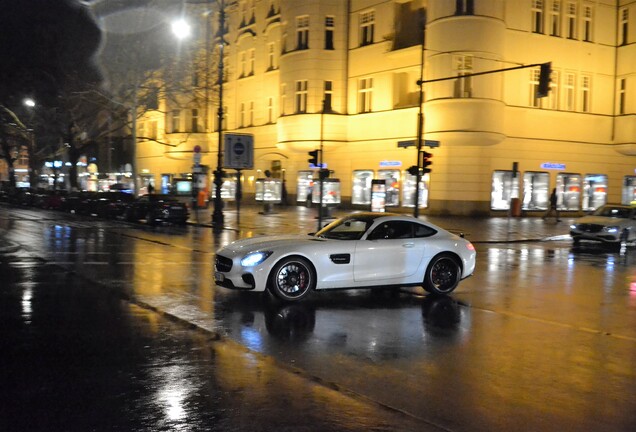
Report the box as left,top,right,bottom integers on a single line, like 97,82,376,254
188,204,573,244
0,204,572,253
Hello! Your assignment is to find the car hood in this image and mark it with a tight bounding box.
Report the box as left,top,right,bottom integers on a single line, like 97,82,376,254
221,235,325,255
573,216,627,226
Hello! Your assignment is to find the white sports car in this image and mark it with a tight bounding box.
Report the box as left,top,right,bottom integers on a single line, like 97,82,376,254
214,212,476,302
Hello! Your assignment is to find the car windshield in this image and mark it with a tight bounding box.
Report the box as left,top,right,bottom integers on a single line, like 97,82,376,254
593,206,631,218
315,215,376,240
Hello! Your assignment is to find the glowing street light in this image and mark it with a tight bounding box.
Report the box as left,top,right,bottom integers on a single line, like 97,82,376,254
171,19,191,40
23,98,36,108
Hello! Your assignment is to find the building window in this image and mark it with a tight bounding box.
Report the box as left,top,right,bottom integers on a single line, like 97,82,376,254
352,170,374,205
564,72,576,111
547,70,560,109
583,174,607,211
360,11,375,46
240,103,245,127
249,49,255,75
455,0,475,16
582,4,593,42
240,51,246,77
454,55,473,98
620,8,629,46
532,0,544,34
530,68,541,107
522,172,550,211
148,120,157,139
171,109,181,132
580,75,591,112
296,16,309,50
191,109,200,132
491,171,518,211
267,42,276,70
325,16,335,50
358,78,373,113
549,0,561,36
295,80,308,113
281,83,286,116
622,176,636,205
323,81,333,112
619,78,626,115
249,101,254,126
267,97,274,123
565,2,577,39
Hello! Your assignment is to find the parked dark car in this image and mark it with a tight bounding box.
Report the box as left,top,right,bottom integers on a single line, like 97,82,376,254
90,191,135,218
36,189,67,210
60,191,96,214
124,194,189,225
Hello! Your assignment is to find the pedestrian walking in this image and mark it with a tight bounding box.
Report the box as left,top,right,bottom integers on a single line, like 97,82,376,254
543,188,561,221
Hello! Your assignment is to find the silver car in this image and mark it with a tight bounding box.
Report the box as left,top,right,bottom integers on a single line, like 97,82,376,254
570,204,636,248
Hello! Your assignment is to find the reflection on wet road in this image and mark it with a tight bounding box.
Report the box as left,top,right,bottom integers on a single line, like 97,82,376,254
2,207,636,431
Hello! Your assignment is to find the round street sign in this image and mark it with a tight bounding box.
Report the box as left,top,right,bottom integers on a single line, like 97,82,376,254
194,145,201,153
234,141,245,155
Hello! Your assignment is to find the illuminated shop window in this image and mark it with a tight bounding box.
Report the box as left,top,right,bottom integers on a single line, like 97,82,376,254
352,170,374,205
402,171,428,208
522,171,549,211
582,174,607,211
556,173,581,211
622,176,636,205
377,169,400,207
296,170,313,203
491,171,518,210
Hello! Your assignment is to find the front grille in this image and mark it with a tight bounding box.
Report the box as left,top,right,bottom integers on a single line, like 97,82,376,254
575,224,603,233
215,254,233,272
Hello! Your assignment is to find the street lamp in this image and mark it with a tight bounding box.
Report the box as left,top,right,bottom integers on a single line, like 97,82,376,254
172,0,227,232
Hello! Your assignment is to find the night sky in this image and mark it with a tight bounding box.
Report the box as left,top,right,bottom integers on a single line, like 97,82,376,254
0,0,102,106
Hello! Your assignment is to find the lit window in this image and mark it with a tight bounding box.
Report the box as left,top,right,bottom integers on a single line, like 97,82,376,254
296,16,309,50
360,11,375,46
532,0,544,33
172,110,181,132
295,80,308,113
358,78,373,113
191,109,200,132
580,75,591,112
454,55,473,98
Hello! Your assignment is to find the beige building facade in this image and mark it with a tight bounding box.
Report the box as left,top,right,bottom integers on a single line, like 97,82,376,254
135,0,636,216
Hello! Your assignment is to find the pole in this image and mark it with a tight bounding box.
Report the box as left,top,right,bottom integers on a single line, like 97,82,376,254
414,33,425,218
317,100,325,231
212,0,225,233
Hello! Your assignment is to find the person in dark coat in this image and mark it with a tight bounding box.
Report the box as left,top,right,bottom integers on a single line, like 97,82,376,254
543,188,560,221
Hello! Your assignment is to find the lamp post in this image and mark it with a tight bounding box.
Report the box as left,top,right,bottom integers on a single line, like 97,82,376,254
173,0,226,232
22,98,37,189
211,0,226,233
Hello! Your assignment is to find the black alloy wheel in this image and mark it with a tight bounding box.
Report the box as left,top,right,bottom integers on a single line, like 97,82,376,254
423,254,461,295
268,257,315,302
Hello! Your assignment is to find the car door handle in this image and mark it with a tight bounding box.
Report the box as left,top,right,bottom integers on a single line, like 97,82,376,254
402,243,415,248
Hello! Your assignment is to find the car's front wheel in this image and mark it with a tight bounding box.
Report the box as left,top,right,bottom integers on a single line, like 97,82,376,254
268,257,315,302
423,254,461,295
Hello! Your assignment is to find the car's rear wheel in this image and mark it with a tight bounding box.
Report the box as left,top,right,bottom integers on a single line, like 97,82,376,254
268,257,315,302
423,254,461,295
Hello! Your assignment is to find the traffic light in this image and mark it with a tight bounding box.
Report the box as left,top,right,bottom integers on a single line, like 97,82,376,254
537,62,552,98
308,150,320,167
407,165,420,176
319,168,330,180
421,151,433,174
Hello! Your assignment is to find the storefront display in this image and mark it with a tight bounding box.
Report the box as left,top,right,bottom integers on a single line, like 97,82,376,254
491,171,518,210
371,179,386,212
352,170,374,205
377,169,400,207
582,174,607,211
312,178,341,205
522,171,549,211
402,171,428,208
255,178,282,203
556,173,581,211
296,170,313,204
622,176,636,205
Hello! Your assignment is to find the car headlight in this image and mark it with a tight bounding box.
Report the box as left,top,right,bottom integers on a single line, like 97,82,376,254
603,226,619,233
240,251,272,267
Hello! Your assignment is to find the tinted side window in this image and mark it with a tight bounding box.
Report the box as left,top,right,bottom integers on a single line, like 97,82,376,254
414,223,437,238
369,221,413,240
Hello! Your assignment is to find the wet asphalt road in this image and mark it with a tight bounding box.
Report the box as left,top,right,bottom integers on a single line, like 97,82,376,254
1,205,636,431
